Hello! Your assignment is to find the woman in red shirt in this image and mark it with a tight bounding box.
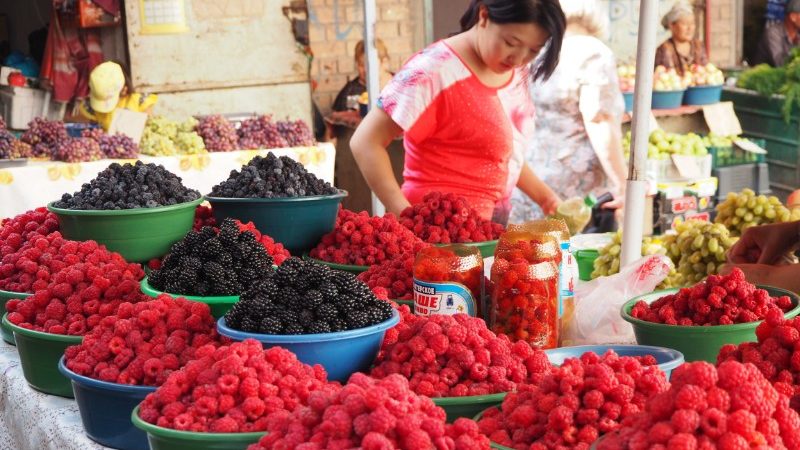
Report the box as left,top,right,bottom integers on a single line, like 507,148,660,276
351,0,565,223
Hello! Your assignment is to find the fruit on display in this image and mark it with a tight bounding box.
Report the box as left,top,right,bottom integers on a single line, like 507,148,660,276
250,373,489,450
399,192,505,244
617,63,636,92
224,257,393,334
52,137,104,163
53,161,201,210
662,219,737,283
630,268,793,325
413,246,484,316
687,62,725,86
598,360,800,449
139,116,206,156
196,115,239,152
275,119,315,147
477,350,669,449
357,251,416,300
591,231,667,278
192,205,217,231
310,209,428,266
64,294,226,385
370,313,555,397
81,128,140,159
715,188,800,237
0,126,33,159
718,310,800,405
701,132,735,148
148,218,274,296
623,129,708,160
788,189,800,209
235,220,290,265
0,207,59,256
209,153,337,198
21,118,68,158
237,115,288,150
654,65,690,91
6,250,146,335
137,339,335,432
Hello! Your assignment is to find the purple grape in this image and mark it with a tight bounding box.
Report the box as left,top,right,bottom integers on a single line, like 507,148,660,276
197,115,238,152
237,115,287,150
53,137,103,163
0,131,32,159
21,118,68,158
276,119,315,147
82,129,139,159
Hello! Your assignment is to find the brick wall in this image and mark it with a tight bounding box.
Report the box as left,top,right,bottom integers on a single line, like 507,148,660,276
705,0,738,67
308,0,423,113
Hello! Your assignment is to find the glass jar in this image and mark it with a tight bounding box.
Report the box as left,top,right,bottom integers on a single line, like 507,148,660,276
413,245,484,317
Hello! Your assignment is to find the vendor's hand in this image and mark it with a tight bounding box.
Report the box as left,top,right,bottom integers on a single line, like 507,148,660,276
539,193,561,216
719,263,800,294
727,221,800,265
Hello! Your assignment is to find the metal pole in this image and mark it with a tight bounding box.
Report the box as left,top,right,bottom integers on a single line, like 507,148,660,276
620,0,659,267
363,0,386,216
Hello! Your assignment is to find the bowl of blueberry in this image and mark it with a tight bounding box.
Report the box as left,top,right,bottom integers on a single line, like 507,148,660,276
47,161,202,262
217,257,399,382
205,153,347,255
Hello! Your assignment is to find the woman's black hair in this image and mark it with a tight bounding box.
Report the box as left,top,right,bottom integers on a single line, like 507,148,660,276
459,0,566,81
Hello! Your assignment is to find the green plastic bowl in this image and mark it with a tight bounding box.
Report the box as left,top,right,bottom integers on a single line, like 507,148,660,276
47,198,203,263
140,277,239,319
2,314,82,397
0,289,31,345
621,285,800,362
436,240,498,258
302,255,368,274
433,392,506,423
575,249,599,281
473,408,514,449
206,191,347,255
131,406,266,450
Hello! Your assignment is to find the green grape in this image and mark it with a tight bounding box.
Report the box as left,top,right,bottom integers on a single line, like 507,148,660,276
661,220,737,284
715,188,800,237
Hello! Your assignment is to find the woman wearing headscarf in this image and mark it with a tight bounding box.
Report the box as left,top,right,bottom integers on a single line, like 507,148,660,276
654,1,708,75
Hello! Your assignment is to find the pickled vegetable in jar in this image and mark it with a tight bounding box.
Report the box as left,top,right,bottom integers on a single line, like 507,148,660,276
490,231,560,348
413,245,484,317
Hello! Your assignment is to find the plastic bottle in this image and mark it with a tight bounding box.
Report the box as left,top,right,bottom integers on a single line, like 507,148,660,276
553,196,594,235
413,245,484,318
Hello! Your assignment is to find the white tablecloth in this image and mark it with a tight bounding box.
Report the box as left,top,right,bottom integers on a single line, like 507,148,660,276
0,340,108,450
0,143,336,218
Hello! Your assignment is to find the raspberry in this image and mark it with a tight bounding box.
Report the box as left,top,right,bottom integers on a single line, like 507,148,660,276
671,409,701,433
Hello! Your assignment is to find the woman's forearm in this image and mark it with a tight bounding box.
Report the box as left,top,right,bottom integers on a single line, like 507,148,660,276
350,109,410,215
517,163,560,215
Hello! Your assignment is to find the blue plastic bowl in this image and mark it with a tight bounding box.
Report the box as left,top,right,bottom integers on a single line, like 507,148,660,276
651,90,685,109
622,92,634,112
544,344,684,380
59,357,156,450
217,309,400,382
65,123,100,138
683,85,722,105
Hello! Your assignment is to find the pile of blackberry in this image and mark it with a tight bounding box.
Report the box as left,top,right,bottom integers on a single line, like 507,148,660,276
209,153,337,198
224,257,394,334
53,161,201,210
148,218,274,296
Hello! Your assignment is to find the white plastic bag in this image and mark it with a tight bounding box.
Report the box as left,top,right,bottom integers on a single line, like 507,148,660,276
563,255,673,345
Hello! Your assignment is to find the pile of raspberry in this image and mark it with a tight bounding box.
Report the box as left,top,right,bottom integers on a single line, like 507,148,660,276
249,373,489,450
478,350,668,450
357,251,416,300
718,308,800,408
309,209,427,266
193,205,217,231
370,313,555,397
235,220,290,265
6,255,146,335
0,207,59,257
64,295,226,386
599,360,800,450
399,191,505,244
630,268,793,325
138,339,335,432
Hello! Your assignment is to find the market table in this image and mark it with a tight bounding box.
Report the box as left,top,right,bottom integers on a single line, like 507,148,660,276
0,340,108,450
0,143,336,218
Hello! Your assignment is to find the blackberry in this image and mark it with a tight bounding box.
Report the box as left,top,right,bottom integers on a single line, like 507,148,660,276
259,317,283,334
345,310,370,329
315,303,338,323
303,289,324,309
307,321,331,334
319,283,338,299
299,309,315,326
52,161,200,210
330,318,348,332
209,153,337,199
284,323,305,335
149,218,273,296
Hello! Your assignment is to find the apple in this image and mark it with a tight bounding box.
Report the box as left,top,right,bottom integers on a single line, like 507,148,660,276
788,189,800,209
7,72,25,87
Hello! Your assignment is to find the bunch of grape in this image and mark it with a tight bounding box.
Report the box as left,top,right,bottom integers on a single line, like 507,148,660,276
662,219,737,283
715,188,800,237
21,118,68,158
237,115,287,150
52,137,104,163
197,115,238,152
591,231,683,289
0,130,32,159
701,132,734,148
623,129,708,160
276,119,315,147
81,128,139,159
139,116,206,156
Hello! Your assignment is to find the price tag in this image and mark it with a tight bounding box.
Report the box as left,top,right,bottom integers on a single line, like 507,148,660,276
671,154,703,179
108,109,148,143
702,102,743,137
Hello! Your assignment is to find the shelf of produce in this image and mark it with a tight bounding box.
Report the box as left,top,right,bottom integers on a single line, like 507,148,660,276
622,105,703,123
0,339,110,450
0,143,335,218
